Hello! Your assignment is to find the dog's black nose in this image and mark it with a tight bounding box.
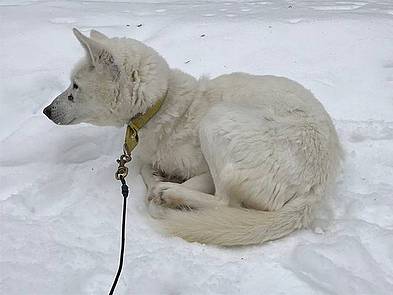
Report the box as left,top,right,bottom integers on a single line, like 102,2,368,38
43,106,51,118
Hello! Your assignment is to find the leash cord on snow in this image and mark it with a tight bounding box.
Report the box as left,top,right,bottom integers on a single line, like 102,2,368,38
109,175,129,295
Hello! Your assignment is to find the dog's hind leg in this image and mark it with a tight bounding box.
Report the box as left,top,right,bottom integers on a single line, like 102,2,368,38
180,172,215,194
149,182,228,210
142,165,221,211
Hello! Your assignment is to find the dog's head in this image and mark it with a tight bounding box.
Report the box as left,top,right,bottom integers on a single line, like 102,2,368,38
43,29,169,126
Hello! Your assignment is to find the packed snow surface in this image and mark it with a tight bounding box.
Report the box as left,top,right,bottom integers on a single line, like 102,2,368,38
1,1,393,294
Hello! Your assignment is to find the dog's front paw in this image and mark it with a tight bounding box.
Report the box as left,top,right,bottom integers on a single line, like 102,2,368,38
147,182,185,208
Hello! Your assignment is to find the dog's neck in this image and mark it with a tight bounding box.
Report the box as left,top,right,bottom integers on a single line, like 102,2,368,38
134,69,201,152
122,94,166,154
138,69,199,127
128,92,166,129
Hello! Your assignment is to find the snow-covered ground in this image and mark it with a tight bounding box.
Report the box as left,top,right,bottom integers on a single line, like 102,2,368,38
1,0,393,294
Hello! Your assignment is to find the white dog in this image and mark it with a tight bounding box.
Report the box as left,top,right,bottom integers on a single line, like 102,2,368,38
44,29,342,246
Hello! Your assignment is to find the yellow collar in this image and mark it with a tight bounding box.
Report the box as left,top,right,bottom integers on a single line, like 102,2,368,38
123,97,165,155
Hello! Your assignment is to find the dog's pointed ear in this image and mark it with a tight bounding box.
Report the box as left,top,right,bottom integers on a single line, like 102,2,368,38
73,28,99,65
73,28,119,78
90,29,109,41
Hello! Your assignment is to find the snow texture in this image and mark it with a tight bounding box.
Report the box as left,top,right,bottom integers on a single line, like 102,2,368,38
1,0,393,294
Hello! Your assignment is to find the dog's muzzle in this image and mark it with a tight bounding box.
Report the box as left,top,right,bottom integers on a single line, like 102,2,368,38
43,106,51,119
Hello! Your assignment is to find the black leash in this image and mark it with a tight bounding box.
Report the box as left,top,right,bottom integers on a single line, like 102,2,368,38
109,151,132,295
109,176,129,295
108,94,162,293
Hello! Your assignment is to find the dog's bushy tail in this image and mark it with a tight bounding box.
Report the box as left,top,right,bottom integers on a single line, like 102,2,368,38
159,195,314,246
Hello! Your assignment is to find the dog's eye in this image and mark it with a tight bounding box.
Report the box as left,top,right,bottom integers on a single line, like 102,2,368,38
73,83,79,90
68,94,74,101
131,70,137,82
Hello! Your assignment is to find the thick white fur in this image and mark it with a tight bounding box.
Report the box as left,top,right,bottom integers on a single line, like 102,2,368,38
45,29,342,246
